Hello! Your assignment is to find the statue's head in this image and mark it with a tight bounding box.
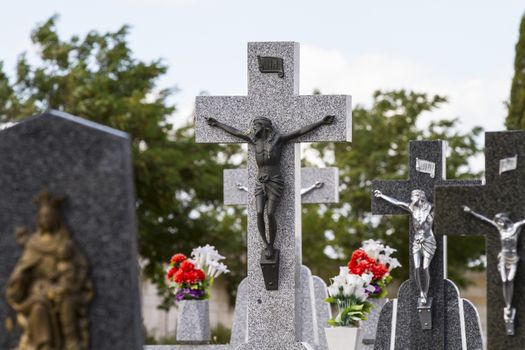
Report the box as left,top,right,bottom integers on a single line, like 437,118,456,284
494,213,513,229
252,117,273,138
34,190,65,233
410,189,427,205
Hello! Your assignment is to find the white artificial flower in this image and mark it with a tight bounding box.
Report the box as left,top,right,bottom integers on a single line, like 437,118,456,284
192,244,226,269
327,284,340,297
361,239,384,259
361,272,374,285
209,261,230,278
339,266,350,276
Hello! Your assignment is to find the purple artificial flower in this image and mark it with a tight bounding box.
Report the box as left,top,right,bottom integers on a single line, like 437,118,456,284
175,288,205,301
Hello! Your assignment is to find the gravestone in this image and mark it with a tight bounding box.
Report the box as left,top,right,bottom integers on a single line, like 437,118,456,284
371,140,483,350
224,167,338,350
0,110,143,350
435,131,525,350
195,41,351,350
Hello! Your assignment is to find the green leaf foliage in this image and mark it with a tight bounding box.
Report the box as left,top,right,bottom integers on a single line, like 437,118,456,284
0,16,486,310
506,13,525,130
304,90,485,287
0,15,246,309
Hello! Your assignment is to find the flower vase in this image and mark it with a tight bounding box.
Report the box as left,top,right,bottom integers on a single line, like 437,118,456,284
176,299,211,344
325,326,363,350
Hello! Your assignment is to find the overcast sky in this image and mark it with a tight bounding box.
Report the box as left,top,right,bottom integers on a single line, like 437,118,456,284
1,1,523,136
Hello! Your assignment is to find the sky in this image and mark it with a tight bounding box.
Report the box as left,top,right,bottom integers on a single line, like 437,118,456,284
1,1,523,141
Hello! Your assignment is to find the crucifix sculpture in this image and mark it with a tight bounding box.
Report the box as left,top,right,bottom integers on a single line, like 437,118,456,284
206,114,334,260
372,140,483,350
435,131,525,348
195,42,350,350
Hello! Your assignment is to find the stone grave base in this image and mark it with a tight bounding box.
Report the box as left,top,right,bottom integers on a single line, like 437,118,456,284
374,279,483,350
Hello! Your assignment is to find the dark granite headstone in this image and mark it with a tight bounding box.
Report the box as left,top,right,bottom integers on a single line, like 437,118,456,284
0,110,143,349
372,140,483,350
435,131,525,350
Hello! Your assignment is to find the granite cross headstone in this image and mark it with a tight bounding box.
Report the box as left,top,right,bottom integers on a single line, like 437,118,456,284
224,167,338,350
195,41,351,350
0,111,143,350
372,140,483,350
435,131,525,350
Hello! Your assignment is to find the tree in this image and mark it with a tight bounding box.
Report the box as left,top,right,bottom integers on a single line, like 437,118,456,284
303,90,485,287
506,13,525,129
0,15,246,309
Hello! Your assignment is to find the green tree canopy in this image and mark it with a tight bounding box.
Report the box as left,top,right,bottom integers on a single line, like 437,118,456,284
0,16,486,310
507,12,525,129
303,90,485,287
0,15,246,309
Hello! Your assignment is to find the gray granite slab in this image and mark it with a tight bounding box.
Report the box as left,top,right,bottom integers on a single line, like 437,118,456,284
224,167,339,206
371,140,482,349
462,299,484,350
0,110,142,349
299,265,319,347
375,280,483,350
224,167,339,205
145,346,230,350
231,271,330,350
434,131,525,350
196,42,351,350
230,278,249,347
176,300,211,343
361,298,387,349
312,276,331,350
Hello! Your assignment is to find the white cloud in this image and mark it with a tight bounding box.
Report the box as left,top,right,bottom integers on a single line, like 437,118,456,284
299,45,509,134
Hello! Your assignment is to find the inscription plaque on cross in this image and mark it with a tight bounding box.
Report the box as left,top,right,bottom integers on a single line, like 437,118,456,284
435,131,525,350
195,42,350,350
372,140,482,350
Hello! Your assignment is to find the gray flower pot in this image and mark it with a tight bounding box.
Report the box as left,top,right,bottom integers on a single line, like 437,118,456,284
176,299,211,344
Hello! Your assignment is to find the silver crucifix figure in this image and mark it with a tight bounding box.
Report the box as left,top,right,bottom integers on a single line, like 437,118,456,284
374,189,436,308
462,205,525,335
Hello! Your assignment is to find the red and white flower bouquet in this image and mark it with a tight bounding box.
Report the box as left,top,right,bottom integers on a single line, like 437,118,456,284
166,245,229,301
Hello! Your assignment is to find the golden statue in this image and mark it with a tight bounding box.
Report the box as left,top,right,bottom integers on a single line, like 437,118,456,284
5,191,94,350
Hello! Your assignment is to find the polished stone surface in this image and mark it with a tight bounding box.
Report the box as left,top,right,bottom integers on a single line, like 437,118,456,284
371,140,482,349
196,42,351,350
224,167,339,206
176,300,211,343
435,131,525,350
0,111,142,349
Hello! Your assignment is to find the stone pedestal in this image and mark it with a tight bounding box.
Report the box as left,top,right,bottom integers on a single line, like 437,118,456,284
176,300,211,344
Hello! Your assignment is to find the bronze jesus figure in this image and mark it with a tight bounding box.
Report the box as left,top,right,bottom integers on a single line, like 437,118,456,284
206,115,335,259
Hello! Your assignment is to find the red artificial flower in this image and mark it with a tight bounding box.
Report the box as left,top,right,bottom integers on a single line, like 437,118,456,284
348,249,388,281
171,253,187,265
371,263,389,280
195,269,206,282
173,269,187,284
186,270,199,284
180,260,195,273
166,266,178,280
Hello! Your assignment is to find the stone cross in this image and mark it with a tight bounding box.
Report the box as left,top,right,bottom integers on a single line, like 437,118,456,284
195,42,351,350
223,167,339,206
372,140,483,350
224,167,338,350
435,131,525,350
0,111,143,350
